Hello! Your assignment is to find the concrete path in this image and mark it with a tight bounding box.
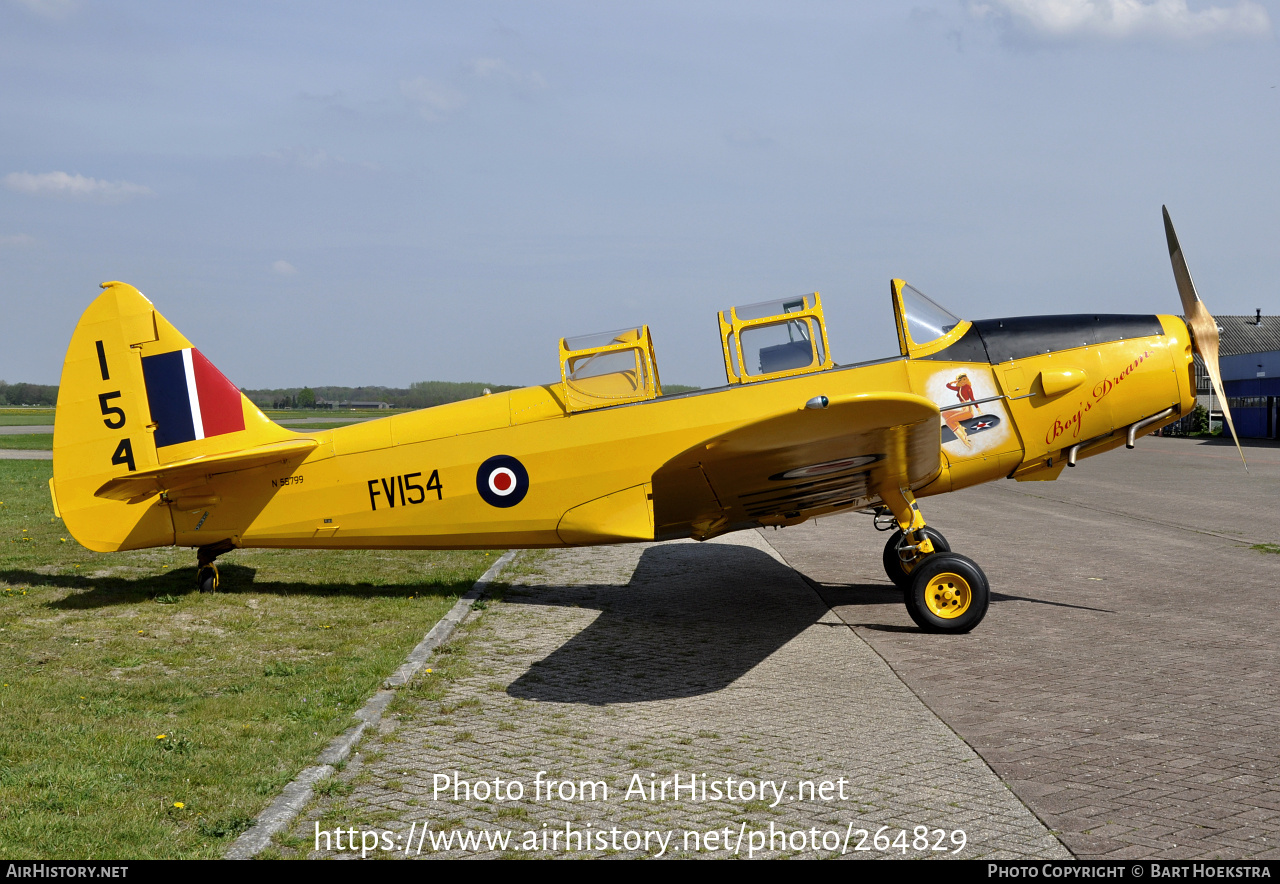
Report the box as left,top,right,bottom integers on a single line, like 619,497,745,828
0,424,53,459
290,531,1067,859
765,436,1280,860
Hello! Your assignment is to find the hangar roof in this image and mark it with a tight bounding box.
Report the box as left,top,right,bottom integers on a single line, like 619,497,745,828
1183,314,1280,392
1194,313,1280,357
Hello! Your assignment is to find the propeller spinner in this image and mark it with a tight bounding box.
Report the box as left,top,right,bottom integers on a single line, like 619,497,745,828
1163,205,1247,469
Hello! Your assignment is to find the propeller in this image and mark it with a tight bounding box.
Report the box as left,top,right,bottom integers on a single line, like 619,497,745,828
1162,205,1247,469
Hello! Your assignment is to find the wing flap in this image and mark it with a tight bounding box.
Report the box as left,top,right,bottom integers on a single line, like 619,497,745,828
95,438,319,503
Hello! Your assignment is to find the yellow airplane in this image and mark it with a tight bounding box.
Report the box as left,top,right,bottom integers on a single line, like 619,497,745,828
49,207,1240,634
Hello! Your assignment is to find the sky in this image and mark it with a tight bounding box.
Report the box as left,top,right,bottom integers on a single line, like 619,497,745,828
2,0,1278,390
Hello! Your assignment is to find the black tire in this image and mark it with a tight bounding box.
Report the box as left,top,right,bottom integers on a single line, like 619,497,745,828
882,527,950,588
904,553,989,634
197,565,219,593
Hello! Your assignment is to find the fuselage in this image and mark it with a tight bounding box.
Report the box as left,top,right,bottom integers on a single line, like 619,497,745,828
166,314,1194,552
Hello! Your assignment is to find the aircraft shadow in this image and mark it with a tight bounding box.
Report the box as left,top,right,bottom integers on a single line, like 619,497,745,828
800,580,1114,634
0,566,471,610
804,581,919,632
503,543,823,705
808,581,901,607
989,592,1114,614
812,581,1113,614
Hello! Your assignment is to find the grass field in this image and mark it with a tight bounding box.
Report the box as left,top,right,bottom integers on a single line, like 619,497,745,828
0,460,498,858
0,411,55,427
274,422,370,431
0,413,381,448
262,409,407,420
0,435,52,450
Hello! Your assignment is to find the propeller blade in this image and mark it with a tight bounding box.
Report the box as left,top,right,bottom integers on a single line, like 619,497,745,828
1164,205,1202,318
1162,206,1247,470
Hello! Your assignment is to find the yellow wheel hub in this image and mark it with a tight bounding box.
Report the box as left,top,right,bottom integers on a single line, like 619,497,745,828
924,572,972,619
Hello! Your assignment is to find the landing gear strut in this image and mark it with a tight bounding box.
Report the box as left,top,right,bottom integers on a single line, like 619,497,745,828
875,487,989,634
195,540,235,593
882,526,951,589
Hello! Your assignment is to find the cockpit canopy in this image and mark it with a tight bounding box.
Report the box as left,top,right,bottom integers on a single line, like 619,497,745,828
718,292,834,384
558,326,662,413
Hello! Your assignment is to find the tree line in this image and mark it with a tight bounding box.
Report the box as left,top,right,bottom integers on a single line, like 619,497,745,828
245,381,521,410
251,380,702,409
0,381,58,407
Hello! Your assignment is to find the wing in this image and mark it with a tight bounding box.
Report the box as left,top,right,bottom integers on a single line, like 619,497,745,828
651,392,940,540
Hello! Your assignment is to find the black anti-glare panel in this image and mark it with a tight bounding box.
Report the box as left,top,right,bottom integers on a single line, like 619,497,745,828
970,314,1164,363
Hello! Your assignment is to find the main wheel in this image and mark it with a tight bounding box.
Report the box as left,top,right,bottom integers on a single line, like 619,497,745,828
882,527,950,588
197,564,220,593
904,553,989,634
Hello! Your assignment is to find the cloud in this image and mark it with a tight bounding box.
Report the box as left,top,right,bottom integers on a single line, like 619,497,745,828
4,171,153,202
7,0,76,20
262,147,379,173
399,60,545,121
400,77,467,121
967,0,1272,42
468,57,547,94
0,234,38,248
271,260,297,276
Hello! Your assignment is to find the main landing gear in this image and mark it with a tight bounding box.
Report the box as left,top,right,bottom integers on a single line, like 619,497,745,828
876,488,989,634
195,540,235,593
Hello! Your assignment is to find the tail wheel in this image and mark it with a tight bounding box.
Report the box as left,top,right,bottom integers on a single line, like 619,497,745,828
905,553,989,634
197,564,220,593
882,527,950,588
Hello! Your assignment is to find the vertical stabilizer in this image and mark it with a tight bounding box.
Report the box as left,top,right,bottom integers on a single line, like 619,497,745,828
53,282,294,551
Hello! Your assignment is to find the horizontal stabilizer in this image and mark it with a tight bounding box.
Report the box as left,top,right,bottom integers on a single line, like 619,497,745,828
95,438,318,503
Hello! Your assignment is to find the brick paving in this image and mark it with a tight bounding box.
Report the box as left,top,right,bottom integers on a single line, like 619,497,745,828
763,436,1280,860
290,531,1067,859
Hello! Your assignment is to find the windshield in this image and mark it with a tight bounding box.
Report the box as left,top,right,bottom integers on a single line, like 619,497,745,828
902,284,961,346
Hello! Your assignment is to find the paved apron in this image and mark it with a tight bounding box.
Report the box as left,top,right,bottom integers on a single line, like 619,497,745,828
765,436,1280,860
293,531,1066,859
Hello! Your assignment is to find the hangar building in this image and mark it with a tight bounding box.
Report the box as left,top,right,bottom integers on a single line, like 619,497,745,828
1193,311,1280,439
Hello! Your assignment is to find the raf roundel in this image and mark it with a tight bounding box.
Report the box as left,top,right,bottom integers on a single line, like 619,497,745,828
476,455,529,508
